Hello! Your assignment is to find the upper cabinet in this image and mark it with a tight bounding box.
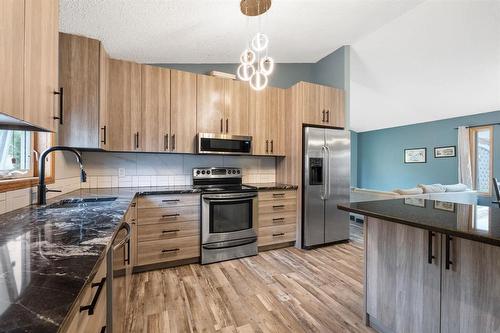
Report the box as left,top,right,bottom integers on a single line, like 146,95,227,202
300,82,345,128
58,33,103,148
250,87,285,156
140,65,170,152
24,0,59,131
170,69,197,153
0,0,58,131
106,59,142,151
196,74,250,136
0,0,24,120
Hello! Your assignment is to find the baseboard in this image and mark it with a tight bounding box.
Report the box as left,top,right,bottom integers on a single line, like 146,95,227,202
258,241,295,252
132,257,200,273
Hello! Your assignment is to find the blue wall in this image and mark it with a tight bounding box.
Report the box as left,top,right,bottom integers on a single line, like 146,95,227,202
357,110,500,191
312,47,345,89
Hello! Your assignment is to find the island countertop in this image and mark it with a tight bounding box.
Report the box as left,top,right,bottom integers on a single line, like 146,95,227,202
338,199,500,247
0,186,202,333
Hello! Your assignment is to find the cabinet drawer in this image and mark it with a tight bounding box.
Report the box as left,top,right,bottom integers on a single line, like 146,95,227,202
258,198,297,214
61,258,107,333
258,224,296,246
259,210,297,228
138,221,199,243
137,236,200,266
137,193,199,208
137,205,200,225
259,190,297,201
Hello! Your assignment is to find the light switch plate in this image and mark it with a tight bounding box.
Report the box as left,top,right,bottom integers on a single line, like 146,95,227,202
118,168,126,177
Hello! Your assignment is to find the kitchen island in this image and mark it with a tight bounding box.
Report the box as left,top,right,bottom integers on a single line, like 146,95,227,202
339,199,500,333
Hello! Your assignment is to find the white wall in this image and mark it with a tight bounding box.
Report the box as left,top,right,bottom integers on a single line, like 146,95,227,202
350,0,500,132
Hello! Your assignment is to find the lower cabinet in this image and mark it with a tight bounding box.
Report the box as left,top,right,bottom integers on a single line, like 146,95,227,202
61,257,107,333
366,217,500,333
135,193,200,268
257,189,297,248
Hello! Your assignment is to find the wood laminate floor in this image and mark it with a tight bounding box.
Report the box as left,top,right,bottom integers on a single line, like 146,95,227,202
125,221,373,333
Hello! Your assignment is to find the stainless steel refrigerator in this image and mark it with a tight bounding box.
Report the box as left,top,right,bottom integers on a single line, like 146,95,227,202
302,126,350,248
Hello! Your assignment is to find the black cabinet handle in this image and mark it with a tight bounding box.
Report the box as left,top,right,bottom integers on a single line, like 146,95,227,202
100,326,106,333
162,229,180,234
53,88,63,124
124,238,130,265
445,235,453,270
272,233,285,237
427,231,435,264
270,140,274,154
272,217,285,223
162,199,180,203
273,205,285,209
326,110,330,123
161,248,179,253
161,213,180,218
80,277,106,315
135,132,140,149
265,140,269,153
226,118,229,133
171,134,176,151
100,125,107,145
272,193,285,197
220,118,223,132
322,109,325,122
164,134,169,151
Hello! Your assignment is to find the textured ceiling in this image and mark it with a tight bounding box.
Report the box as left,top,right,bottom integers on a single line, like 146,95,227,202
59,0,423,64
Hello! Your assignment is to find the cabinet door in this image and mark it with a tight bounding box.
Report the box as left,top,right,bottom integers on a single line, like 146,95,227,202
267,87,285,156
441,236,500,333
196,74,225,133
224,79,249,135
99,44,109,149
106,59,141,151
171,69,197,153
249,90,268,155
58,33,100,148
322,86,345,128
301,82,323,126
141,65,170,152
24,0,59,131
366,218,441,333
0,0,24,120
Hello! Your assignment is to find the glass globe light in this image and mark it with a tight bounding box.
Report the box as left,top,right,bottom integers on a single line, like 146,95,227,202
237,63,255,81
251,33,269,52
249,71,268,91
240,49,256,65
259,56,274,76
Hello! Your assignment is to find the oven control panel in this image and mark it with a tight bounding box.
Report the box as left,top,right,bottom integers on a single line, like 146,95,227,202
193,167,242,178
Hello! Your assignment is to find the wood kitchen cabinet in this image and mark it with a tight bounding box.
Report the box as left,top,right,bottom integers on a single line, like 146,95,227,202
366,217,441,333
141,65,170,152
24,0,59,131
0,0,24,120
441,236,500,333
106,59,141,151
197,74,250,135
170,69,197,153
300,82,345,128
250,87,285,156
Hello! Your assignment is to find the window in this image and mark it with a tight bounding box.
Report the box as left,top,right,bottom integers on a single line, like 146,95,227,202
0,130,33,180
470,126,493,195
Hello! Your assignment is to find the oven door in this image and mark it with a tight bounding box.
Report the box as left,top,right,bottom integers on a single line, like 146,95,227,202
202,192,258,244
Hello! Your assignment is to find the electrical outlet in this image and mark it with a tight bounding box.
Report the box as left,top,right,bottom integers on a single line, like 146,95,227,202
118,168,126,177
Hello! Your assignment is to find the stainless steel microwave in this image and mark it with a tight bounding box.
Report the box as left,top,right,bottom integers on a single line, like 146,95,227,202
197,133,252,155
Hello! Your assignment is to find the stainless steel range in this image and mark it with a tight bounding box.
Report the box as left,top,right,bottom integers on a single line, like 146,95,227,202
193,167,258,264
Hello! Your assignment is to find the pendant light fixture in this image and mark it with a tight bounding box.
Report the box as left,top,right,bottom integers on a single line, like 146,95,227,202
237,0,274,91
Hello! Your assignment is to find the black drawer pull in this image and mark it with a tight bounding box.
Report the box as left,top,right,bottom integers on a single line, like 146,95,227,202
445,235,453,270
100,326,106,333
273,205,285,209
272,233,285,237
162,199,180,203
53,88,63,124
272,193,285,197
272,218,285,222
427,231,435,264
100,125,107,145
161,213,180,218
162,248,180,253
162,229,180,234
80,277,106,315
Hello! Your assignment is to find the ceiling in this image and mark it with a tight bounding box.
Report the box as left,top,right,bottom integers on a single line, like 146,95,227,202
59,0,423,64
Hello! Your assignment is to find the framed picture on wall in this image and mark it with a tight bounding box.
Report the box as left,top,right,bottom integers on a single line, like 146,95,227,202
434,146,456,158
404,148,427,163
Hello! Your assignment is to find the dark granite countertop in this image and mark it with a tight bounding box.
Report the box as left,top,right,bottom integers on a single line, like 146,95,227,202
338,199,500,247
245,183,298,190
0,186,202,333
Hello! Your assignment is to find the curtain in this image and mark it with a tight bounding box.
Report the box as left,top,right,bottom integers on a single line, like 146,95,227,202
457,126,473,189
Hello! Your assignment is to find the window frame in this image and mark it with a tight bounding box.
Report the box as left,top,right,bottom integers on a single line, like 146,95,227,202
0,132,55,193
469,125,494,196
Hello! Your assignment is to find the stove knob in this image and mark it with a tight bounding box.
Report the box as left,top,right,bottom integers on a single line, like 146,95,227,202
207,170,211,175
201,170,206,175
237,170,241,174
226,170,230,174
196,170,200,175
233,170,237,174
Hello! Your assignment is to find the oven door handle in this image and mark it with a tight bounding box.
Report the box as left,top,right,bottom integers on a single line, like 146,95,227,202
203,197,256,203
203,193,257,201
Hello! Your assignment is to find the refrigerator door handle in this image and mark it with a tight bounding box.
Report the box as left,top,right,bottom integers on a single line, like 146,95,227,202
321,145,327,200
325,145,331,199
